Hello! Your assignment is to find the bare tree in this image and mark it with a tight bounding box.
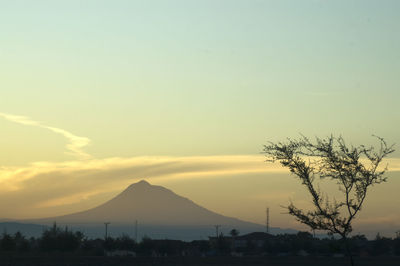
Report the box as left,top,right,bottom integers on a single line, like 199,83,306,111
263,135,394,266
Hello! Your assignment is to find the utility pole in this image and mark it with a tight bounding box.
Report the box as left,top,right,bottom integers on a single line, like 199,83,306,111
266,207,270,234
135,220,138,243
214,225,221,238
104,222,110,240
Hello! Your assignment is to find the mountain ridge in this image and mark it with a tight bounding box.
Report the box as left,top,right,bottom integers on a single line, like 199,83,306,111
28,180,262,228
7,180,297,239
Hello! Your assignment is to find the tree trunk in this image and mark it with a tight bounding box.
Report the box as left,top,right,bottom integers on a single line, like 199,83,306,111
343,236,355,266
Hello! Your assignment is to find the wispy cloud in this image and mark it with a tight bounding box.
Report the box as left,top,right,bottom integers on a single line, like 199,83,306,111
0,112,91,159
0,113,40,126
357,214,400,225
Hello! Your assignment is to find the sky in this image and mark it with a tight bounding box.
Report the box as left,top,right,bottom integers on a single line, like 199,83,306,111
0,0,399,237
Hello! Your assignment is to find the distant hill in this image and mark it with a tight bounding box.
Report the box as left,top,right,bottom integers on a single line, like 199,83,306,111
0,222,47,238
16,180,296,240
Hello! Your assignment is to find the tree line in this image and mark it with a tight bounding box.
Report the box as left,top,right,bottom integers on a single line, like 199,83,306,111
0,223,399,257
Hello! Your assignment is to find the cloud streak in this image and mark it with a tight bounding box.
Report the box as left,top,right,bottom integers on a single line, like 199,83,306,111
0,112,398,233
0,155,281,218
0,154,399,220
0,112,91,159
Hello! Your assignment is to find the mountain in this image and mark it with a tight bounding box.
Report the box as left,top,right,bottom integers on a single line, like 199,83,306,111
33,180,262,227
19,180,295,240
0,222,48,238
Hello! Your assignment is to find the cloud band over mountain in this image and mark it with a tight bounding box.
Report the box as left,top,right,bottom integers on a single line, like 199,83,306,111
0,112,399,236
0,155,279,211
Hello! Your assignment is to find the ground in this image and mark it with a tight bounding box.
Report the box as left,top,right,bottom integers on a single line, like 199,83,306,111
0,256,399,266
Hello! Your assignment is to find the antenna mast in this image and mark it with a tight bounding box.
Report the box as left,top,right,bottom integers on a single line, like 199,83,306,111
266,207,270,234
135,220,138,242
214,225,221,238
104,222,110,240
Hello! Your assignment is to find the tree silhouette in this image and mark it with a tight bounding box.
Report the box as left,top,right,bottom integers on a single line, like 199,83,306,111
230,229,239,238
394,231,400,256
40,222,84,252
263,135,394,266
0,232,16,251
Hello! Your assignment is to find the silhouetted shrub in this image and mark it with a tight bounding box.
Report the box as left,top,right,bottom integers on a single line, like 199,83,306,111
394,237,400,256
14,232,30,252
39,223,84,252
115,234,136,251
371,233,392,256
0,232,16,251
138,236,155,256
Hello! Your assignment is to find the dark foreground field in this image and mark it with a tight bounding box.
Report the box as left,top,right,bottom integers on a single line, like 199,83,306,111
0,256,399,266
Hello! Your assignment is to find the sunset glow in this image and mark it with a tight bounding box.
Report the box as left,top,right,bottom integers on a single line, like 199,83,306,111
1,0,399,240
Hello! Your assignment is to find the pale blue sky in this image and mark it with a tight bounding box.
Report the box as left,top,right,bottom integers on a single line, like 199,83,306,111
1,0,399,160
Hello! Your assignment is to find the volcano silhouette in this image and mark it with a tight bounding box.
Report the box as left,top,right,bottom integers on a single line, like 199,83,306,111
15,180,298,239
34,180,261,228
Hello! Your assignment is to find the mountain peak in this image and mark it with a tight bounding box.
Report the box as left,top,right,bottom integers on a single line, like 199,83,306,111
129,179,151,188
136,180,150,185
